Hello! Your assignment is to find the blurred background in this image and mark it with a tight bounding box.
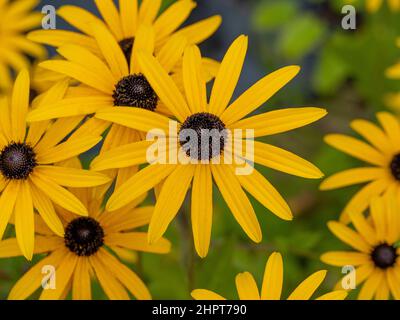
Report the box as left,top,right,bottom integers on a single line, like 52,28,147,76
1,0,400,299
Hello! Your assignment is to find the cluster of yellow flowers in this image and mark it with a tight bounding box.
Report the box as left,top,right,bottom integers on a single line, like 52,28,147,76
0,0,399,300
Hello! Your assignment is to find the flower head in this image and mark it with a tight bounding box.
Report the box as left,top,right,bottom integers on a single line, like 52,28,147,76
321,194,400,300
192,252,347,300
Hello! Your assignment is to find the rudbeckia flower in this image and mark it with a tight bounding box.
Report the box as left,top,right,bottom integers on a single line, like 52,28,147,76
320,112,400,222
321,195,400,300
89,36,326,257
0,166,171,300
191,252,347,300
0,70,110,260
366,0,400,12
28,0,221,58
0,0,46,92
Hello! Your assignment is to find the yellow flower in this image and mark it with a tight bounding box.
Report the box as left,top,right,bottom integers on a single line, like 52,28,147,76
0,165,171,300
385,38,400,111
0,70,110,260
28,0,221,56
192,252,347,300
89,35,326,258
320,112,400,222
321,194,400,300
0,0,46,92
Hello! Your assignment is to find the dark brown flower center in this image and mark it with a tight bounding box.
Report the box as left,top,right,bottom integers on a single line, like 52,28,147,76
64,217,104,256
390,153,400,180
118,37,134,64
0,142,37,180
113,74,158,111
179,112,227,161
371,243,398,269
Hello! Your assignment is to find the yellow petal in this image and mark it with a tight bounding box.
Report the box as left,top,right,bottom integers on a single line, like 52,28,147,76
287,270,326,300
209,35,248,116
11,69,30,142
316,290,348,300
191,165,213,258
324,134,386,166
236,168,292,221
94,0,123,40
0,235,63,258
221,66,300,125
148,165,195,243
235,272,261,300
387,268,400,299
358,269,384,300
119,0,138,38
253,141,324,179
99,206,153,232
0,181,19,240
107,164,177,211
138,0,161,25
377,112,400,150
130,24,155,73
174,15,222,45
57,5,102,36
29,172,88,216
191,289,226,300
328,221,371,253
211,165,262,243
261,252,283,300
105,232,171,254
320,167,386,191
349,211,379,246
320,251,371,266
72,257,91,300
157,34,187,73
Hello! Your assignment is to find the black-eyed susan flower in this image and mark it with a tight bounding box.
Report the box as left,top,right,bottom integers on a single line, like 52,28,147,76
89,36,326,258
0,70,110,260
320,112,400,222
191,252,347,300
0,169,171,300
0,0,46,92
321,195,400,300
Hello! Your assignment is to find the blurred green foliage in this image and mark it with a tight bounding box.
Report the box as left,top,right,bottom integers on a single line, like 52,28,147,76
1,0,400,300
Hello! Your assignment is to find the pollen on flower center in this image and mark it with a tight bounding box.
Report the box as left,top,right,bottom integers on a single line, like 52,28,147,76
179,112,227,161
64,217,105,256
390,153,400,180
0,142,37,180
118,37,134,64
113,74,158,111
371,243,398,269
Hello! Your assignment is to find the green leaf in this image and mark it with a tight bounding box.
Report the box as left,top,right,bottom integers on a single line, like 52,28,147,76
252,0,298,31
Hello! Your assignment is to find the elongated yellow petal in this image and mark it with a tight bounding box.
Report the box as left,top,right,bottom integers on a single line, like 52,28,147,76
94,0,123,40
0,181,19,241
90,20,128,78
212,165,262,243
154,0,196,42
105,232,171,254
149,165,194,243
174,15,222,45
236,168,292,221
358,269,384,300
235,272,261,300
349,211,379,246
377,112,400,149
107,164,177,211
230,107,326,137
0,235,63,258
191,289,226,300
99,206,153,232
261,252,283,300
8,249,66,300
57,5,102,35
138,0,161,25
328,221,371,253
95,108,171,135
191,165,213,258
30,182,64,237
253,141,324,179
137,51,191,122
369,196,387,242
37,136,101,164
324,134,386,166
119,0,138,38
321,251,371,266
11,69,30,141
288,270,326,300
40,253,78,300
221,66,300,125
72,258,91,300
209,35,248,115
0,96,12,140
131,24,155,73
316,291,348,300
157,34,187,73
30,173,88,216
387,268,400,299
320,167,386,190
183,45,207,114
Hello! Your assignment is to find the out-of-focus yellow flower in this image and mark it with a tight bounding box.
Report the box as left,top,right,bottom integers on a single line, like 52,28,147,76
0,0,46,93
192,252,347,300
366,0,400,12
321,194,400,300
321,112,400,222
